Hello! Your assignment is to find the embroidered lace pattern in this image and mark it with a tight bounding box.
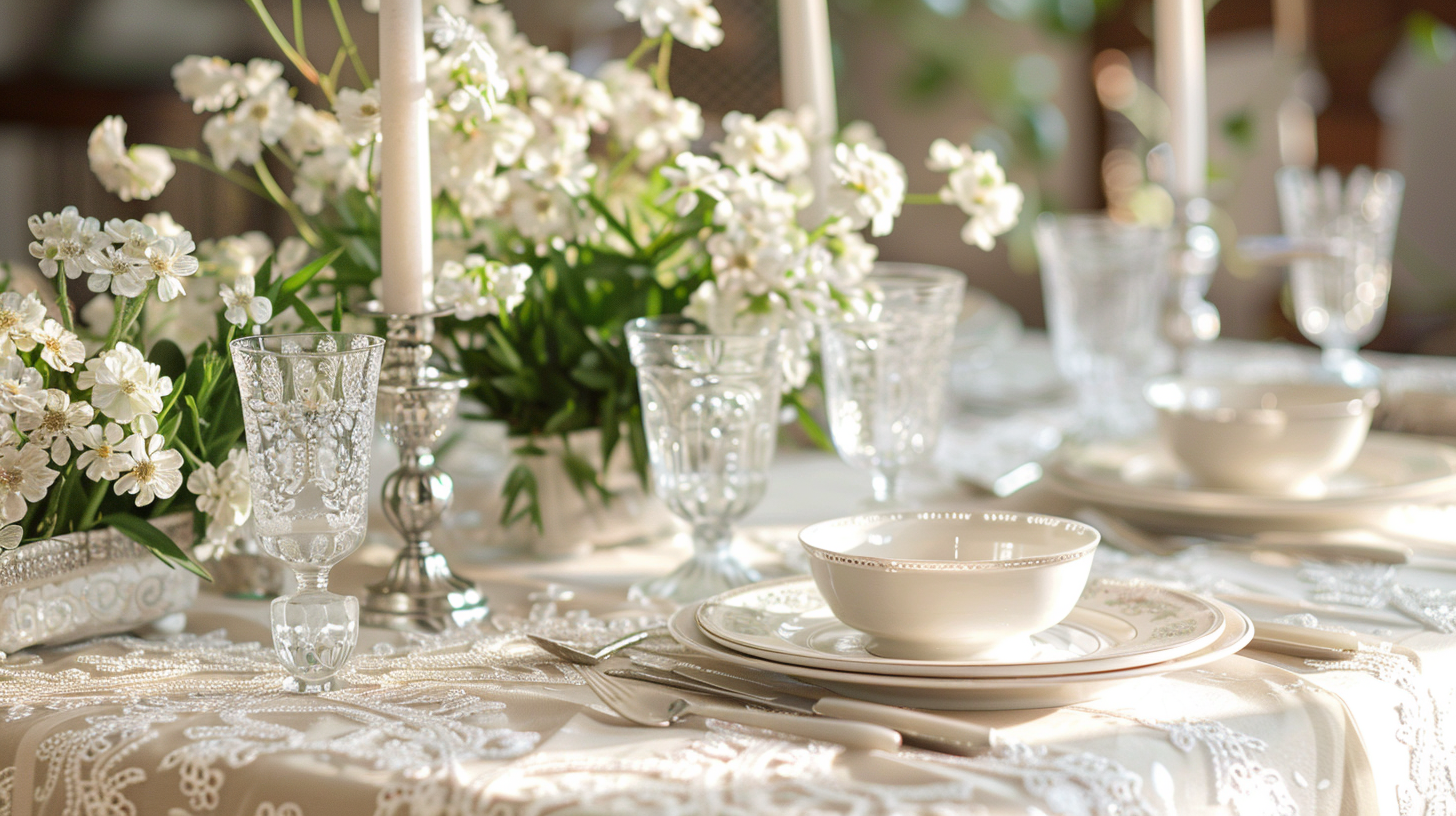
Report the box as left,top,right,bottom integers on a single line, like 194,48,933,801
0,598,1165,816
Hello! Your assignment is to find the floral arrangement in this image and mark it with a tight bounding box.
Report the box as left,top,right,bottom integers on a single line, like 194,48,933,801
0,207,328,570
88,0,1024,530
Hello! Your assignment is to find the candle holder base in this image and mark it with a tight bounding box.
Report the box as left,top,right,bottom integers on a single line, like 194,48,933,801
360,302,489,633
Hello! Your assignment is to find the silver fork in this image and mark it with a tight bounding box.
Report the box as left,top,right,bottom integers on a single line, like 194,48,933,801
577,666,902,752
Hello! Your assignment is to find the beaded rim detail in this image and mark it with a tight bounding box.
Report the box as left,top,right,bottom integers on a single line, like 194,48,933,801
798,511,1099,572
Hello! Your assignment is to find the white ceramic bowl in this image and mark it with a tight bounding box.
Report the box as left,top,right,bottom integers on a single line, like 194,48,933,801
1144,377,1380,495
798,511,1099,661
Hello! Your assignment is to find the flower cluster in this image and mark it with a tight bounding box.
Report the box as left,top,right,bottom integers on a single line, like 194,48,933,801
28,206,200,303
186,447,251,559
84,0,1022,531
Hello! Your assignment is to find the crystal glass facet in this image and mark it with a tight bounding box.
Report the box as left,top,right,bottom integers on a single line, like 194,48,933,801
1035,214,1172,439
1276,166,1404,387
230,332,385,692
819,263,965,505
626,316,782,603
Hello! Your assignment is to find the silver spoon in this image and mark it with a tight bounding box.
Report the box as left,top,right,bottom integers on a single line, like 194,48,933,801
527,627,665,665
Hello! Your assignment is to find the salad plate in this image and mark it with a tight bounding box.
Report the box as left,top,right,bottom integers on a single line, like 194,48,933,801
695,577,1225,678
668,598,1254,711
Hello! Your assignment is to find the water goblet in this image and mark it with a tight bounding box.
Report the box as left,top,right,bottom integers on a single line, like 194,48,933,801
230,332,385,692
1034,213,1172,439
1276,166,1404,387
819,263,965,505
625,316,782,603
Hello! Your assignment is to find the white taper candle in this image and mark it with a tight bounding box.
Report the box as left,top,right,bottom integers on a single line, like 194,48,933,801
379,0,433,314
1155,0,1208,201
778,0,838,225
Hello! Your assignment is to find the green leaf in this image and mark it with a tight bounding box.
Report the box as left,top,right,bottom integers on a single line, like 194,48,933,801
101,513,212,580
560,446,610,502
789,393,834,451
541,399,578,435
285,292,326,331
331,292,345,332
499,462,542,531
281,246,345,297
149,340,188,382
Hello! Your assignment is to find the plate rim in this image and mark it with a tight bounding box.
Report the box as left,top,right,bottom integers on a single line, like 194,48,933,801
1048,432,1456,518
668,596,1254,692
694,576,1227,678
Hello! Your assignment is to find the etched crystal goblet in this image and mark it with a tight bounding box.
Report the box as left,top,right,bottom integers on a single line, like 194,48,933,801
819,263,965,505
626,316,782,603
231,332,385,692
1277,166,1404,387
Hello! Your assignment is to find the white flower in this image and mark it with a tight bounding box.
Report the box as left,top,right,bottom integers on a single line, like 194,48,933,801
0,356,43,413
204,231,274,282
241,59,286,96
75,423,137,481
436,257,533,319
220,275,273,327
203,78,295,169
187,447,251,531
115,433,184,506
0,291,46,355
0,444,58,523
828,141,906,237
16,390,94,466
927,139,1024,250
172,55,245,112
142,212,186,238
84,246,149,298
281,104,344,160
616,0,723,50
88,116,175,202
715,110,811,181
34,320,85,373
138,234,200,301
27,206,107,279
0,524,20,550
291,146,370,215
600,62,703,170
78,343,173,424
334,87,382,145
103,218,160,259
840,120,887,152
426,7,509,120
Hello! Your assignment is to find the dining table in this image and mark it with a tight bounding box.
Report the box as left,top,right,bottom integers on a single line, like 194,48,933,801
3,335,1456,816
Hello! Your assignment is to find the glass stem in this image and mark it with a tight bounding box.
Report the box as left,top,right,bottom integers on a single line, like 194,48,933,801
294,568,330,592
690,521,732,561
871,468,899,505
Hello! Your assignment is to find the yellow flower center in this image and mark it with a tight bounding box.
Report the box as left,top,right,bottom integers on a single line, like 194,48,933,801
97,444,112,458
0,467,21,489
0,311,17,332
360,103,378,118
39,411,66,433
122,381,138,395
133,461,156,482
44,337,63,354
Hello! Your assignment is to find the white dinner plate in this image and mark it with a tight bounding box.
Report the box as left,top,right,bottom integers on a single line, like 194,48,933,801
1047,432,1456,535
696,577,1226,678
669,598,1254,711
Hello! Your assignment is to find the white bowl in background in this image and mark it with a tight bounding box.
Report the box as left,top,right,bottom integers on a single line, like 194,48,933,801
798,511,1098,661
1144,377,1380,495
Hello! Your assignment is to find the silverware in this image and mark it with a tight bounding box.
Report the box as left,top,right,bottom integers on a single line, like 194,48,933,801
1245,621,1361,661
577,666,902,752
527,627,665,664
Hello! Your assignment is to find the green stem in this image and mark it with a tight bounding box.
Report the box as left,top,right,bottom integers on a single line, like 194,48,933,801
903,192,945,205
244,0,321,86
327,0,374,90
102,283,155,352
293,0,307,59
625,36,662,70
163,147,270,200
252,160,324,248
53,266,76,333
78,476,109,531
266,142,300,174
655,34,674,95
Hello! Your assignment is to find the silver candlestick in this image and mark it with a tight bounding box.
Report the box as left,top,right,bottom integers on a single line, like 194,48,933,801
360,303,489,631
1163,196,1222,371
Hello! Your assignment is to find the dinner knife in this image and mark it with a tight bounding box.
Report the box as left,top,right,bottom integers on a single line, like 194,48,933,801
608,666,996,755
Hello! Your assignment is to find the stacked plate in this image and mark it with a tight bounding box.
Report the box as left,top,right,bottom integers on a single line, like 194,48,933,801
669,576,1253,710
1047,432,1456,536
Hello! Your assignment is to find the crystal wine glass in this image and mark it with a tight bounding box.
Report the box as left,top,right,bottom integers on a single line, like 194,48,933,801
626,316,782,603
1276,166,1404,387
230,332,385,692
819,263,964,505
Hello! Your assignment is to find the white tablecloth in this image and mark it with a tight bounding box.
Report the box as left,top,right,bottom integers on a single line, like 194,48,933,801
5,338,1456,816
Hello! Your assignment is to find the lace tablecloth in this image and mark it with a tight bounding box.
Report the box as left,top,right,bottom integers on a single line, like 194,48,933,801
6,339,1456,816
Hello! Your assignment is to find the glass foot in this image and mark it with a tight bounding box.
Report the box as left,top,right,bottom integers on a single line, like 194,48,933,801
270,590,359,693
631,550,762,605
